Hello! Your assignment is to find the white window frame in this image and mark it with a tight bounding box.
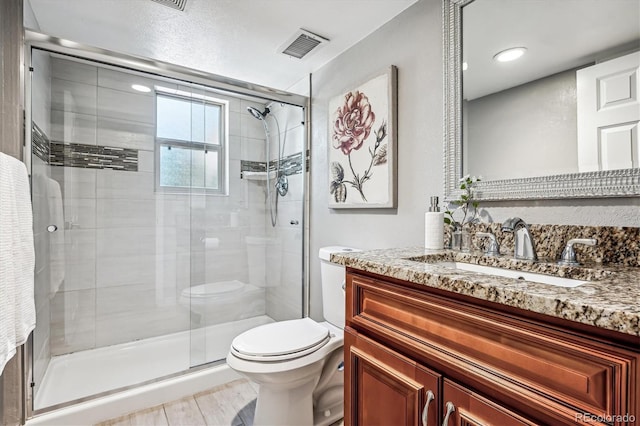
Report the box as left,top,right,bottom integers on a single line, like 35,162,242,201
154,92,228,195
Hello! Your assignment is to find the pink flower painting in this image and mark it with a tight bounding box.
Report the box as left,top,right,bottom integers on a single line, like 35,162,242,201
330,91,387,203
332,91,376,155
328,66,396,208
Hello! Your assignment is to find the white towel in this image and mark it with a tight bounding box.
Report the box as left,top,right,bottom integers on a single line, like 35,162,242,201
0,152,36,376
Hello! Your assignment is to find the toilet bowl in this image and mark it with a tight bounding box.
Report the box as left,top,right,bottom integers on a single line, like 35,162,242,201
226,246,360,426
227,319,344,426
181,239,281,325
180,280,265,326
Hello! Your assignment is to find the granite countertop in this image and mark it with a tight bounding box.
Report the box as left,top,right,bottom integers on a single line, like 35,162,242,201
332,247,640,337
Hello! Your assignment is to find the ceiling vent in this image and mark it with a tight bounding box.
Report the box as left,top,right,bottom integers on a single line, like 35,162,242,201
279,29,329,59
151,0,187,11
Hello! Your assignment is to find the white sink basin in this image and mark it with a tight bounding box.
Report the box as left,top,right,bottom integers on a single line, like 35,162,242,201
436,262,587,288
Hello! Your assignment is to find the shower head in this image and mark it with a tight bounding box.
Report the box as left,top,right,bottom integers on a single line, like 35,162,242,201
247,106,270,121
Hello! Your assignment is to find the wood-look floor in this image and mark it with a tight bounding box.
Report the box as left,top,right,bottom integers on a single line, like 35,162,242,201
96,379,258,426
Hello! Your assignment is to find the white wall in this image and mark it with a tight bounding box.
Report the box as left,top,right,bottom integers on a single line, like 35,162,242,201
24,0,39,31
309,0,443,320
308,0,640,320
466,68,578,180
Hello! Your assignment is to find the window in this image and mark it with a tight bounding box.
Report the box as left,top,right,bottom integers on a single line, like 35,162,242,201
155,93,226,193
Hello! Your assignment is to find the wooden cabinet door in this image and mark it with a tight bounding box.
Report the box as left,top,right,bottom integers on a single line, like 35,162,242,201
348,271,638,425
441,379,536,426
345,327,440,426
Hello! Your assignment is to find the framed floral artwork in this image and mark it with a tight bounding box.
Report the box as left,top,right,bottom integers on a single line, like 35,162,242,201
328,65,397,208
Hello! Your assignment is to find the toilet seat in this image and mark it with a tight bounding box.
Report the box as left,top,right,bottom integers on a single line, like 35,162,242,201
181,280,245,299
231,318,330,362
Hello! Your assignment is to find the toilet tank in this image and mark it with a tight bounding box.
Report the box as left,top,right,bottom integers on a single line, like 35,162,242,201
319,246,361,328
246,236,282,287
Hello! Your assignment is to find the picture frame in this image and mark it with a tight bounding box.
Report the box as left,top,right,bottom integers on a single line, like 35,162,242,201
328,65,397,209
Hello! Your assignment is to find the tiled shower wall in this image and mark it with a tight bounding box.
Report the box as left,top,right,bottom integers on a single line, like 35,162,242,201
39,56,303,357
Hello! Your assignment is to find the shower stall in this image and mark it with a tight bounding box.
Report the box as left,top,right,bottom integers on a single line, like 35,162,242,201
26,35,308,415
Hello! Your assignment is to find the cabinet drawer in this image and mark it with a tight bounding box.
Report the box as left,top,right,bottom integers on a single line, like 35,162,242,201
347,273,637,424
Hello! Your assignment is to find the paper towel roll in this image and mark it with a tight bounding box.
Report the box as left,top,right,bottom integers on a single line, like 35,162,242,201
424,212,444,249
202,237,220,249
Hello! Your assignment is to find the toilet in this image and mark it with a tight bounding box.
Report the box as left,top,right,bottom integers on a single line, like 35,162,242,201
226,246,360,426
180,236,281,325
179,280,266,326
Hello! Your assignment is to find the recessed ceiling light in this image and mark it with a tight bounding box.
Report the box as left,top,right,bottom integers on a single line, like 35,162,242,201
493,47,527,63
59,39,81,48
462,62,468,71
131,84,151,93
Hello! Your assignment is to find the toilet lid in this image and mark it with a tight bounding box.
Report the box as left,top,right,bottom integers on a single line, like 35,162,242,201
231,318,330,361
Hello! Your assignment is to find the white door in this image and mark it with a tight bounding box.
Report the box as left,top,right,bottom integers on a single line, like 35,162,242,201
577,51,640,172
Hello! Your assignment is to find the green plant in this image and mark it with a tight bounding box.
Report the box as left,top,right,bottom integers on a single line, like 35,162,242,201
444,175,481,229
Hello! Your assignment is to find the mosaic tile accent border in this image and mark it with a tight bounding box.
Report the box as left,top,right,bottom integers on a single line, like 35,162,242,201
240,160,267,174
277,152,303,176
32,121,138,171
32,122,50,163
50,141,138,171
240,152,303,178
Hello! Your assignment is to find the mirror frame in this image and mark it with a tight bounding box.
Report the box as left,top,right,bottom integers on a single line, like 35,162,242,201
443,0,640,201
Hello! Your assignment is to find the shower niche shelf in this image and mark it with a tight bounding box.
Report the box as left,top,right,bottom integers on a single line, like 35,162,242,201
241,171,277,180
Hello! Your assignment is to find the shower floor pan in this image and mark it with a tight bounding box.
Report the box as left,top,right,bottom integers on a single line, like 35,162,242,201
34,315,273,410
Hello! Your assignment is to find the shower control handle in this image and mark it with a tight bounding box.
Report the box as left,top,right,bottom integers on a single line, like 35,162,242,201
47,225,57,233
290,219,299,225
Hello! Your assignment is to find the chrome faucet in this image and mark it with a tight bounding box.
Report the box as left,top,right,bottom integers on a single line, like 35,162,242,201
501,217,538,261
475,232,500,256
558,238,597,266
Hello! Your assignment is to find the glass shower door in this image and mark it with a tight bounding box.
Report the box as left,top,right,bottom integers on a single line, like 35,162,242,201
28,45,307,412
30,49,56,406
188,100,307,366
29,49,201,409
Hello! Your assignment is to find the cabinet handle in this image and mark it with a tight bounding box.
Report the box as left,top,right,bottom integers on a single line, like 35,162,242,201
421,390,435,426
442,401,455,426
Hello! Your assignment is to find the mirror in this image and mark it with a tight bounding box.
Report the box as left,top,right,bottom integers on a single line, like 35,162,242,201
444,0,640,201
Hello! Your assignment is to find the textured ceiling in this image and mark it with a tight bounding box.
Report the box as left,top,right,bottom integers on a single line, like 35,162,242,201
27,0,418,93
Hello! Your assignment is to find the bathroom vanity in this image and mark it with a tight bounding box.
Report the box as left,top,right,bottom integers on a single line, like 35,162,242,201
334,248,640,426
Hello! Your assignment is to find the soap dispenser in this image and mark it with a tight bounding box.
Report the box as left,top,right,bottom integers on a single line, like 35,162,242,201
425,196,444,249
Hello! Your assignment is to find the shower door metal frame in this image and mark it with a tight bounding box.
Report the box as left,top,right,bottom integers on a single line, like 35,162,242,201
23,30,311,419
22,36,36,425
